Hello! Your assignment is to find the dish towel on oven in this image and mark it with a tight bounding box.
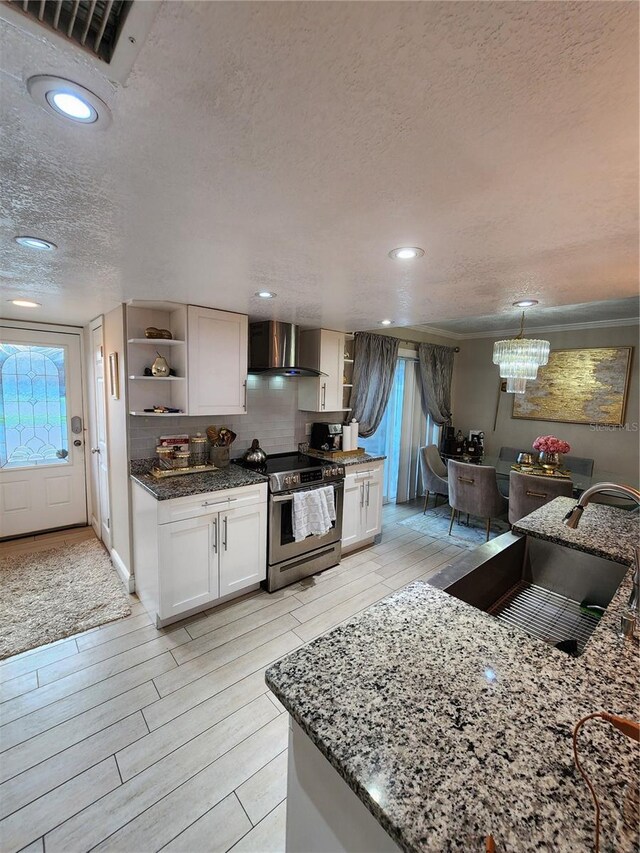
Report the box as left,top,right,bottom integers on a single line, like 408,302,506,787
292,486,336,542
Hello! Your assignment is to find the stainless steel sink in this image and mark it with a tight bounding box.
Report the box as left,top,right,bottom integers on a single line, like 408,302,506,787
429,532,628,655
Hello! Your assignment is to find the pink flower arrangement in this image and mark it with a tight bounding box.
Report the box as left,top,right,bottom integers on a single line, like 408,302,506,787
532,435,571,454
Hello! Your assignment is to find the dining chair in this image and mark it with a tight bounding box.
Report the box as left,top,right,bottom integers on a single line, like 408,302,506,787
498,446,528,464
562,455,595,477
508,471,573,525
447,460,507,541
419,445,448,512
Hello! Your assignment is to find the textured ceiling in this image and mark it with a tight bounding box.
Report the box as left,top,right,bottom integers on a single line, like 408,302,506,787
1,1,638,328
413,296,640,337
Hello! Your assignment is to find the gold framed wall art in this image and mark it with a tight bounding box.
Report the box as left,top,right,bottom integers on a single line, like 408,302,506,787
512,346,633,426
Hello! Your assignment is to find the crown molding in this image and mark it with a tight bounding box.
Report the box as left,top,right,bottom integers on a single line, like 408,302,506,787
409,316,639,341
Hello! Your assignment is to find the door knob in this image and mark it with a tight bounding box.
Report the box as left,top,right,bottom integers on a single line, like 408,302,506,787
91,447,100,454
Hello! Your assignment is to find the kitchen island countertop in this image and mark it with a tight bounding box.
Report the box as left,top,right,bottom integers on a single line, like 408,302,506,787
266,499,639,852
512,495,638,566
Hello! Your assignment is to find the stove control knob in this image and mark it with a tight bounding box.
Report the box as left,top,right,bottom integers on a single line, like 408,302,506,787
284,476,292,486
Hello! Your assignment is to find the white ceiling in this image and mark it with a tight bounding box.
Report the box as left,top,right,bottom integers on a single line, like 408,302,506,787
1,1,638,329
413,296,640,338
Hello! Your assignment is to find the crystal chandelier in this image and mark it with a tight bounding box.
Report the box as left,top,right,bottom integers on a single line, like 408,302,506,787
492,313,550,394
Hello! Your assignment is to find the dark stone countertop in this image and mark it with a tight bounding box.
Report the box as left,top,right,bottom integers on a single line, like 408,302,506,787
130,463,268,500
266,530,638,851
512,496,639,567
305,450,386,467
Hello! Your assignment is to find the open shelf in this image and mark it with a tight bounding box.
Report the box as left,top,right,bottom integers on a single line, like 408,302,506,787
128,338,185,346
129,411,185,417
128,375,185,381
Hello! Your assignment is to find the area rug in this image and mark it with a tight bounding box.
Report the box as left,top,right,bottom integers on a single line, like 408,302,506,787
0,539,131,659
399,503,510,550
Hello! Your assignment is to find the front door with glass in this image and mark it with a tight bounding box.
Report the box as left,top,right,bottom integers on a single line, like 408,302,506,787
0,327,88,538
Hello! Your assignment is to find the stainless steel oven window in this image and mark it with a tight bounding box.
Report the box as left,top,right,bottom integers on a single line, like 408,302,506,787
268,483,344,566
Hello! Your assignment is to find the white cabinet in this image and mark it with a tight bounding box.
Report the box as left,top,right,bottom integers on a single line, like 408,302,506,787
187,305,248,416
341,461,384,553
157,514,218,619
298,329,346,413
219,503,267,596
131,480,267,626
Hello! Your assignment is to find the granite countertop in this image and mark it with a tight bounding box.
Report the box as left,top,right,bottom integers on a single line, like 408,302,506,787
512,496,639,566
266,520,638,850
130,463,268,500
340,452,386,467
304,449,386,467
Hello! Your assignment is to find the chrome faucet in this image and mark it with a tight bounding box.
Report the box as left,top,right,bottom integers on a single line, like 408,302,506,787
564,483,640,631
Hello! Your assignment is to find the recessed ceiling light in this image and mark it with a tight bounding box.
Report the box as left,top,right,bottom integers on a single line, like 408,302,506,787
380,319,393,326
14,236,57,250
388,247,425,260
10,299,42,308
513,299,539,308
255,291,276,298
27,76,112,130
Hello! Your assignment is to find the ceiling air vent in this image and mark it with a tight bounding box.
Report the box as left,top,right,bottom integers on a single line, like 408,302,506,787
4,0,131,62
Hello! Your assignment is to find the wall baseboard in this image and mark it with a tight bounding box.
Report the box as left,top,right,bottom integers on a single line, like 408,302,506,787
111,548,135,593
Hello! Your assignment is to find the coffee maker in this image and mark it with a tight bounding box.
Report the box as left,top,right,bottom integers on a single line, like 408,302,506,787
310,423,343,452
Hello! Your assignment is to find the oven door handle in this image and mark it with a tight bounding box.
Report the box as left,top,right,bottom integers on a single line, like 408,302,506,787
271,484,343,503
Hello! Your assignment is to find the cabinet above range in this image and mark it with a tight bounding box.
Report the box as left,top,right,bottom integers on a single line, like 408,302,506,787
126,301,248,417
297,328,353,414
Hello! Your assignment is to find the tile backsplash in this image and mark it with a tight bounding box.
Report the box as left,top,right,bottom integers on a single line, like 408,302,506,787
128,374,348,460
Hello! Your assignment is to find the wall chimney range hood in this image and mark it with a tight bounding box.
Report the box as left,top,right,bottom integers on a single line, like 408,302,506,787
249,321,324,377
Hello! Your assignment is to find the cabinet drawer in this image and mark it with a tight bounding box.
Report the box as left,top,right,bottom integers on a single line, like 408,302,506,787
346,462,383,481
157,483,267,524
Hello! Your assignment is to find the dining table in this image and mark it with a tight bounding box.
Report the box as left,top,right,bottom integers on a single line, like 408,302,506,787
466,455,638,498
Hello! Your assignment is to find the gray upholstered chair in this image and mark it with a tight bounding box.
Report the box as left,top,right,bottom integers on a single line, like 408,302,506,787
419,445,448,512
498,446,524,463
508,471,573,525
447,460,507,541
562,455,594,477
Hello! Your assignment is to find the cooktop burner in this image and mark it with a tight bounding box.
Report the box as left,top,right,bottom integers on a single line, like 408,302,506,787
236,451,344,492
259,452,322,475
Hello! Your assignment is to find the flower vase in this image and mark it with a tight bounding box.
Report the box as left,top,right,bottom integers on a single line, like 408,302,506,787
538,451,561,472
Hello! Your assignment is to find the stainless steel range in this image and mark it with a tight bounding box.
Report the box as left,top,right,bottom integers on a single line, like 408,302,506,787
240,452,345,592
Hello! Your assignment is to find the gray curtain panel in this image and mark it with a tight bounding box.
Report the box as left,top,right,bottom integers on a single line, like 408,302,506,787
350,332,400,437
417,343,455,425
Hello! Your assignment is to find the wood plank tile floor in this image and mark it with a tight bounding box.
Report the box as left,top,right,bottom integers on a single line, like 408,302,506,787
0,502,463,853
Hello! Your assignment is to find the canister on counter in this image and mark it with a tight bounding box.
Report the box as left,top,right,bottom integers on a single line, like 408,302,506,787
210,446,230,468
173,451,191,469
155,446,174,470
189,433,209,466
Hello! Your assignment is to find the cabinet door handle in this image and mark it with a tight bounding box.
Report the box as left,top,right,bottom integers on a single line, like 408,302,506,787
360,484,364,507
366,481,370,506
243,380,247,412
321,382,326,410
212,518,218,553
223,516,228,551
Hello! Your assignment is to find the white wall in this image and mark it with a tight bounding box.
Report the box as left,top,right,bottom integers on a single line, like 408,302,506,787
129,374,347,460
103,305,133,586
452,323,639,481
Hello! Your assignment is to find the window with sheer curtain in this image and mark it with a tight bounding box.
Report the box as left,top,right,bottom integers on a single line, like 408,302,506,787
360,352,440,504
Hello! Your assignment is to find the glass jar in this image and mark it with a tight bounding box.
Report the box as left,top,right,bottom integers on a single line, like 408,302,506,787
156,446,174,470
189,433,209,466
173,451,191,469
